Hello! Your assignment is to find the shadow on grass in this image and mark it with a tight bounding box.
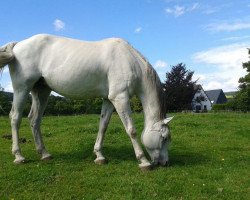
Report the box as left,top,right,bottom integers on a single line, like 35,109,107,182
50,144,136,164
169,150,208,167
37,143,208,167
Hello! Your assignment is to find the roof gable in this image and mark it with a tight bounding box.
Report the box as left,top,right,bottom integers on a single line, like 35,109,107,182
205,89,227,104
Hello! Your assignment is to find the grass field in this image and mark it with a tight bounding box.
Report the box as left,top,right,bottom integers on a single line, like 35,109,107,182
0,113,249,200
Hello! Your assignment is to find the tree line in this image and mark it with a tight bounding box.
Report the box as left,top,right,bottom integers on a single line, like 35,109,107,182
0,89,142,116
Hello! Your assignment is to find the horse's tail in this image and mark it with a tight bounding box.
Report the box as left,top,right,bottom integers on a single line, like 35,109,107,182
0,42,17,70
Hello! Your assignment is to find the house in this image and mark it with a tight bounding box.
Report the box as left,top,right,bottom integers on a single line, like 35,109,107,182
191,85,227,112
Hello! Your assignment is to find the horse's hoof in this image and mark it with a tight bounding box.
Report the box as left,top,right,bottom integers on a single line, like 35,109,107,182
94,158,106,165
139,163,152,171
41,154,53,161
14,157,25,164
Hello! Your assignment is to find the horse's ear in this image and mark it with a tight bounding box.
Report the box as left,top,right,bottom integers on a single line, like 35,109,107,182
163,116,174,124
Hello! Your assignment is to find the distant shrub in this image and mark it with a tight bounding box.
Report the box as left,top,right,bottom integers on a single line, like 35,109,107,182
212,104,226,111
130,96,142,113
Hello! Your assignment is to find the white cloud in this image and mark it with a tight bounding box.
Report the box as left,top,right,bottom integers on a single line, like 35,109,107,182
134,27,142,33
3,68,9,74
193,43,249,70
53,19,65,31
187,3,199,11
4,82,13,92
192,43,249,91
165,6,185,17
205,81,223,90
206,21,250,32
165,3,199,17
154,60,168,69
221,35,250,42
192,73,206,82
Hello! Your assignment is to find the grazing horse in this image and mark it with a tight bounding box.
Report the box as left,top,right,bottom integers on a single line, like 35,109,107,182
0,34,173,169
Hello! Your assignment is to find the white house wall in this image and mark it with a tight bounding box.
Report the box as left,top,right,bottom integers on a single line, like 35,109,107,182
192,89,212,111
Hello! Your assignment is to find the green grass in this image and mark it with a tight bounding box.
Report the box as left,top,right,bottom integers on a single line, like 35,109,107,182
0,113,249,200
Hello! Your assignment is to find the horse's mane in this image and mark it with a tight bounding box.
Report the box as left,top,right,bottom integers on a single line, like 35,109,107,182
144,61,167,119
129,45,167,119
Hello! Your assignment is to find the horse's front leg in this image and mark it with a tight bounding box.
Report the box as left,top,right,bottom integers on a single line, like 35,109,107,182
28,86,52,161
94,99,114,164
109,93,151,170
10,90,29,164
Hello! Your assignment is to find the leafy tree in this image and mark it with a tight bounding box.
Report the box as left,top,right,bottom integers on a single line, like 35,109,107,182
232,49,250,111
163,63,196,111
239,49,250,90
0,90,12,115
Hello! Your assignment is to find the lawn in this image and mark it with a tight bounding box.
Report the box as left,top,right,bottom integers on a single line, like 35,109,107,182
0,112,249,199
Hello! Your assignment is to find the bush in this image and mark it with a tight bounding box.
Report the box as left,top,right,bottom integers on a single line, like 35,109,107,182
212,104,226,111
0,91,145,116
130,96,142,113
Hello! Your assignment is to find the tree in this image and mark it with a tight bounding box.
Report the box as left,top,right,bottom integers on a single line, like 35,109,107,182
233,49,250,111
0,90,12,115
163,63,196,111
239,49,250,90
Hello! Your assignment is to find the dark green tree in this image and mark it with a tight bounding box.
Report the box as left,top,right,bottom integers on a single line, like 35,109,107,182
233,49,250,111
0,89,12,115
163,63,196,111
239,49,250,90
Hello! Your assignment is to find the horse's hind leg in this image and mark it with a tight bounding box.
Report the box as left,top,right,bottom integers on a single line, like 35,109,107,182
10,89,29,164
28,85,52,161
94,99,114,164
109,93,151,170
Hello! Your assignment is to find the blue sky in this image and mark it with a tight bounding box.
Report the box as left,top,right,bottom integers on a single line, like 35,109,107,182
0,0,250,92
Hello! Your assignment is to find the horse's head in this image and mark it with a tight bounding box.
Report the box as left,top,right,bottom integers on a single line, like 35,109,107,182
141,117,173,166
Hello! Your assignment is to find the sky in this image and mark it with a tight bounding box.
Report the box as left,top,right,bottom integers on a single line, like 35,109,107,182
0,0,250,92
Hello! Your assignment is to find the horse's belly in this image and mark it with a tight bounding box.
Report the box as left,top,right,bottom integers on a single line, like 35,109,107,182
44,72,109,99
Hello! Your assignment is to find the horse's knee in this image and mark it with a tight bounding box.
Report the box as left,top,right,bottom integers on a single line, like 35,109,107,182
28,110,40,128
10,113,22,127
127,127,137,138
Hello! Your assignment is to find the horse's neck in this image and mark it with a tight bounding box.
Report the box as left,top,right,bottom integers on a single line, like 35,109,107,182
139,83,162,129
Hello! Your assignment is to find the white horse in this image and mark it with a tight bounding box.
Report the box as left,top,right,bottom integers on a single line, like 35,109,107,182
0,34,173,169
